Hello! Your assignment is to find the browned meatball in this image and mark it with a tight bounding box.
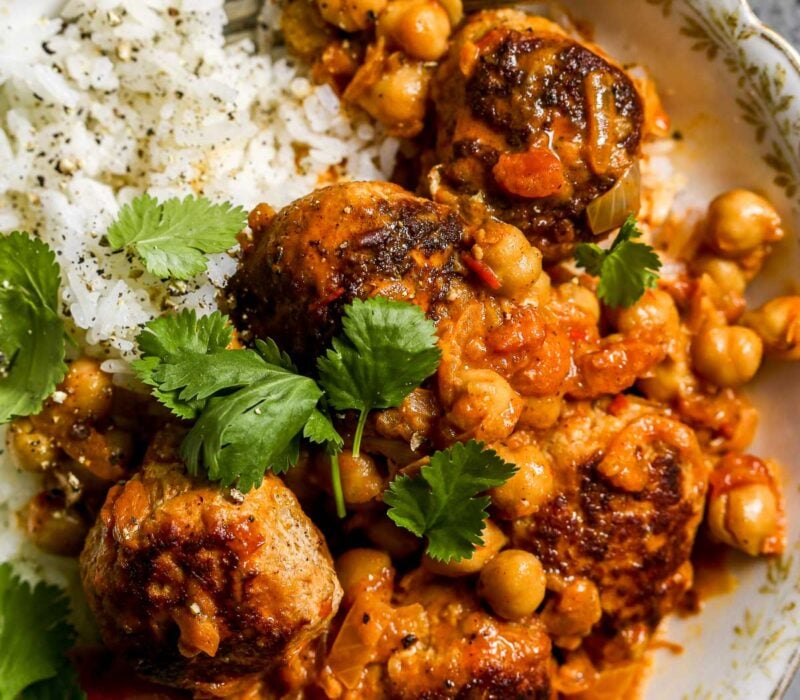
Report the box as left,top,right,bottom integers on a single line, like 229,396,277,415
315,565,553,698
383,571,554,698
429,10,644,262
80,435,342,691
227,181,467,360
511,398,708,652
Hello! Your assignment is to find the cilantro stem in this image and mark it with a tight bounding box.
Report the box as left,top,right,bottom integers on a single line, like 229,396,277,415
330,452,346,519
352,408,369,458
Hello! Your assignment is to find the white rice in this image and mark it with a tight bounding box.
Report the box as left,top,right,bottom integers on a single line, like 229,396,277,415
0,0,397,615
0,0,398,365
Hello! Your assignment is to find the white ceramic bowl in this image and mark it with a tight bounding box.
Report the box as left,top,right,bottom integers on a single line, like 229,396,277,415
6,0,800,697
561,1,800,697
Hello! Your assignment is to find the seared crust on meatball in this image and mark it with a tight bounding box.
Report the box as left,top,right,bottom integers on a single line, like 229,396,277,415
80,435,342,691
429,10,643,262
227,181,467,361
385,572,554,699
511,398,708,637
318,567,553,698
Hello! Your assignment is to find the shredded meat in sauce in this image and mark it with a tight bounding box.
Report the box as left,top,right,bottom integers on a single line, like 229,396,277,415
9,6,795,700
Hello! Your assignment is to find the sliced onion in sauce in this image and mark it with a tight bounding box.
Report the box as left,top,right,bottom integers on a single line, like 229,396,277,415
586,71,614,175
585,161,641,235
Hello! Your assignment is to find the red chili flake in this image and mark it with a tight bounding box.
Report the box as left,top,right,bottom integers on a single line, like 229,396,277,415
608,394,629,416
462,253,502,291
309,287,345,312
569,327,589,342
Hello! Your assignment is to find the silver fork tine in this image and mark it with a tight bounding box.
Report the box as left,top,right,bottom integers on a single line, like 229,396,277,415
223,0,262,44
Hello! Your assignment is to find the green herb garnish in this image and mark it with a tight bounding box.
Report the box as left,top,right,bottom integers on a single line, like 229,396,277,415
0,563,85,700
317,297,441,457
135,298,442,517
384,441,516,563
0,232,67,423
134,309,233,419
575,215,662,308
133,310,328,493
107,194,247,280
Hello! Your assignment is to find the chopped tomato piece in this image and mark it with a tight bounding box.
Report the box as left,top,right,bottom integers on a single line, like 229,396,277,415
492,148,565,198
462,253,502,290
309,286,346,311
608,394,629,416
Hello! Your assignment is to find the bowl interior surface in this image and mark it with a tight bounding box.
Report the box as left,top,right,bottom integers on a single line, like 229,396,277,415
563,1,800,697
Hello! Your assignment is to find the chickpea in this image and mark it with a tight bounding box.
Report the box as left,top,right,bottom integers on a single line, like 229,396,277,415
436,0,462,24
475,222,543,298
517,394,562,430
347,47,429,137
614,288,680,341
692,256,748,321
336,548,394,605
692,256,747,298
449,369,522,442
691,325,763,387
638,352,696,402
423,519,507,577
280,450,315,505
379,0,451,61
338,450,385,505
364,514,421,559
742,296,800,360
316,0,387,32
59,357,113,422
105,427,134,470
8,419,58,472
708,483,780,556
477,549,546,620
528,269,552,305
281,0,335,59
540,577,602,639
490,442,554,519
705,189,784,258
554,282,600,325
24,492,88,556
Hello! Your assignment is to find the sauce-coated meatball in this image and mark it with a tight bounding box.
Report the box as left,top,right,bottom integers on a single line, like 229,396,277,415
80,441,342,691
228,181,467,361
429,10,644,262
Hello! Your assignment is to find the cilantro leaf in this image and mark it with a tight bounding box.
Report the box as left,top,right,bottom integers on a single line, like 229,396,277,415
255,338,297,372
182,370,322,490
303,408,344,453
574,215,662,308
133,310,233,419
384,441,516,563
21,666,85,700
136,309,232,359
153,350,276,405
317,297,441,457
135,312,325,491
107,194,247,280
0,232,67,423
0,563,85,700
